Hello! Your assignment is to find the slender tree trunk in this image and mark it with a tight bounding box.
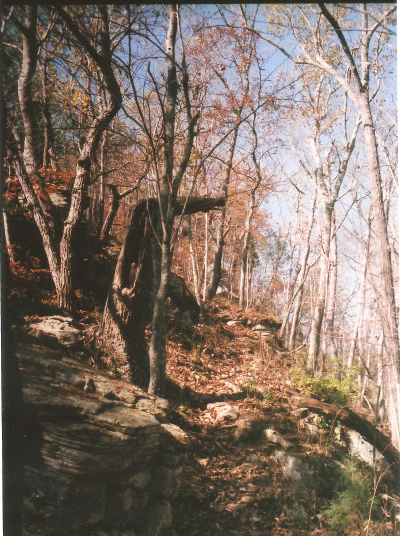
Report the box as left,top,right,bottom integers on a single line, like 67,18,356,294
324,213,338,360
289,192,316,351
188,214,201,305
239,189,256,309
41,49,57,170
308,201,333,374
98,131,107,234
202,211,209,302
3,210,15,264
348,214,371,367
207,128,239,299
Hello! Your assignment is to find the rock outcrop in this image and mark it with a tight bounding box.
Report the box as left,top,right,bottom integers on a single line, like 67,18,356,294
24,315,83,349
16,341,188,536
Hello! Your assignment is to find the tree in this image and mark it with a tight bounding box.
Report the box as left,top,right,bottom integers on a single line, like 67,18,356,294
286,189,317,351
301,75,361,373
205,13,258,300
239,110,273,309
7,5,122,312
253,3,399,446
97,196,224,384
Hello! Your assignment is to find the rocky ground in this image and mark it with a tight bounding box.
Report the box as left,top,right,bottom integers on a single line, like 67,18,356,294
8,291,399,536
159,300,398,536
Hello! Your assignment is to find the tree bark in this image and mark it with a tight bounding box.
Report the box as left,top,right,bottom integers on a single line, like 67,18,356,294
207,128,239,300
288,191,317,351
40,48,57,170
324,213,338,361
97,196,225,384
347,212,371,367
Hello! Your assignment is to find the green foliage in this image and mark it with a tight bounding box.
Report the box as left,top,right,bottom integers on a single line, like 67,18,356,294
294,367,359,407
323,457,376,534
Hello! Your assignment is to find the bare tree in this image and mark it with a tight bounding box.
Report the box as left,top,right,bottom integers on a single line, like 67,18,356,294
8,5,122,312
251,3,399,445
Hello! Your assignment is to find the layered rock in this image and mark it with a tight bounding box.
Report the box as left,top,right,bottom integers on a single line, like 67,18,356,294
16,342,188,536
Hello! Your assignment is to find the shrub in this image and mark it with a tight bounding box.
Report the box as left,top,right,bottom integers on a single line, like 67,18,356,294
294,369,358,407
323,457,376,534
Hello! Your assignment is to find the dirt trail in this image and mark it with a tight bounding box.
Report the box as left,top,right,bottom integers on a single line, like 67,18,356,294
164,304,331,535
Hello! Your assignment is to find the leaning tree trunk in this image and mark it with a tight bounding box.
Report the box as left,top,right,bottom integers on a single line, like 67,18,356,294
97,197,225,385
289,390,399,469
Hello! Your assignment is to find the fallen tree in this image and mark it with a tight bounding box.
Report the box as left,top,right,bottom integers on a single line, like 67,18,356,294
289,391,400,469
96,196,225,385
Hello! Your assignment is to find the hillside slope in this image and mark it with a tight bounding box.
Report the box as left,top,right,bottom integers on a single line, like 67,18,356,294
162,300,399,536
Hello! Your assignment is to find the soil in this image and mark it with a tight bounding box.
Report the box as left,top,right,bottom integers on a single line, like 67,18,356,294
162,301,345,535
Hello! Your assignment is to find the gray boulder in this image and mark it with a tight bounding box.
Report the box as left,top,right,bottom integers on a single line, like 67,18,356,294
25,315,83,349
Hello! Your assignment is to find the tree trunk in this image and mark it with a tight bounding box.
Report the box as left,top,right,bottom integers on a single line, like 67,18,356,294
100,184,121,242
359,100,400,449
97,131,107,234
289,390,399,469
98,197,225,385
308,201,333,374
207,128,239,299
239,187,257,309
188,214,201,305
41,48,57,170
324,214,338,361
289,192,316,350
148,238,170,395
3,210,16,264
97,199,157,384
347,213,371,367
202,211,209,302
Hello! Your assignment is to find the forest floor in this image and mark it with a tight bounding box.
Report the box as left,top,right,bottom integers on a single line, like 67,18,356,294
7,261,398,536
159,300,397,536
